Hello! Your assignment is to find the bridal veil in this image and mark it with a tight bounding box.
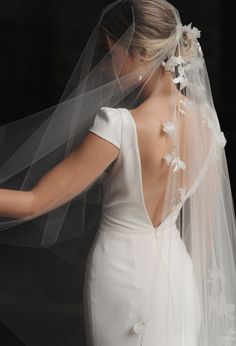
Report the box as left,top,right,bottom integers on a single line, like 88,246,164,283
0,0,235,344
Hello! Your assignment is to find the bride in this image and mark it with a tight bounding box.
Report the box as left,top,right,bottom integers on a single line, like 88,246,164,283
0,0,235,345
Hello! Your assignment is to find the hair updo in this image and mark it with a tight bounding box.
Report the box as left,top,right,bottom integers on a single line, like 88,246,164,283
178,25,200,61
100,0,198,62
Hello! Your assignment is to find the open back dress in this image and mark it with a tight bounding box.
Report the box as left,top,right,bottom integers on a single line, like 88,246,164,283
83,106,202,346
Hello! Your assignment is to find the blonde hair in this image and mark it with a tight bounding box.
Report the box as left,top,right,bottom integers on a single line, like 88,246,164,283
101,0,197,61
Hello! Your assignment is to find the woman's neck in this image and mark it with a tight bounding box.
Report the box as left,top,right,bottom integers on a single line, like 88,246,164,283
139,68,179,107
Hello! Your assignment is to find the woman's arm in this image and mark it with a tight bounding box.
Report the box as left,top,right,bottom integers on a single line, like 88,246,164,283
0,188,34,218
0,132,119,219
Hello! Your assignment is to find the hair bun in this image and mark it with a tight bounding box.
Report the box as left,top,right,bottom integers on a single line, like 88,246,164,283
178,23,201,61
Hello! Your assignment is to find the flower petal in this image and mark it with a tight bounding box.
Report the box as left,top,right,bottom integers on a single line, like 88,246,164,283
132,321,145,335
163,152,174,164
163,153,186,173
162,122,175,136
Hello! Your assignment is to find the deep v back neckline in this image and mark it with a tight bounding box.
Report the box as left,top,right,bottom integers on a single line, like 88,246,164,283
124,108,166,230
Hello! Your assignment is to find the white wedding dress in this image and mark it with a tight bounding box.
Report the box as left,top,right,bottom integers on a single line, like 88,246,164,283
83,107,202,346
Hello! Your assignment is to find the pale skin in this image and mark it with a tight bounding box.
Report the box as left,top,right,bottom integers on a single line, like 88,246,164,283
0,37,184,227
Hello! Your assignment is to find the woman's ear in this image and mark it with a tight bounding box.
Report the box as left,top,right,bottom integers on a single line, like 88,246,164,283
139,48,150,64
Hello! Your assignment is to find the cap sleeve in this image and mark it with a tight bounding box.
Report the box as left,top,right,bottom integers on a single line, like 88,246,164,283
88,107,122,149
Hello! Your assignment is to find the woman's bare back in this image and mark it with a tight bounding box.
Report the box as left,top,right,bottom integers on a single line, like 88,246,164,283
129,96,185,227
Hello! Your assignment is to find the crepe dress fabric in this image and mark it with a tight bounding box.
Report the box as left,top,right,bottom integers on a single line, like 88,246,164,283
83,107,202,346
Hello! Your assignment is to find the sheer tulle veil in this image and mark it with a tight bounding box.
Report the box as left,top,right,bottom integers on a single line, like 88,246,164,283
0,0,235,345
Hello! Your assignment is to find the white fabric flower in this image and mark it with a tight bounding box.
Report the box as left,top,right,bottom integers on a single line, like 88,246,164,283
162,121,175,137
173,64,190,90
182,23,201,40
176,22,201,42
163,152,175,165
172,157,186,172
215,131,227,148
179,106,186,115
163,152,186,172
132,321,145,335
173,75,190,89
162,54,191,90
179,99,192,115
162,56,185,72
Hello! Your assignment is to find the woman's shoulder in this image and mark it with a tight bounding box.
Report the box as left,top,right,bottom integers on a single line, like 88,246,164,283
99,106,127,114
98,107,129,122
89,107,123,149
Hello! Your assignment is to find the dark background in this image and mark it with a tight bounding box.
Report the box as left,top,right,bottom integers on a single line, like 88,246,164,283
0,0,235,345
